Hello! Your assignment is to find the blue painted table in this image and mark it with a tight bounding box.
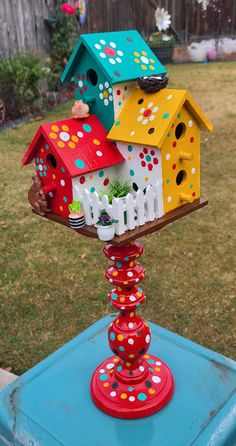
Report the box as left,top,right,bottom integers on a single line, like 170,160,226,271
0,315,236,446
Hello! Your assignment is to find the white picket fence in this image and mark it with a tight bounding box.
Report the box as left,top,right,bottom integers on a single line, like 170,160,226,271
75,181,164,236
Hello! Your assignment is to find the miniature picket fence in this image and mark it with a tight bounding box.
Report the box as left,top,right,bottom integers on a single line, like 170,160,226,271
74,181,164,236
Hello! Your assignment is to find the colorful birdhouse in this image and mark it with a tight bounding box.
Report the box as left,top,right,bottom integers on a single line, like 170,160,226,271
22,116,124,217
108,88,213,213
61,30,166,131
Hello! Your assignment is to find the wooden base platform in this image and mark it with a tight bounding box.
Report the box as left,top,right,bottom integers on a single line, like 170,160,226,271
34,198,208,247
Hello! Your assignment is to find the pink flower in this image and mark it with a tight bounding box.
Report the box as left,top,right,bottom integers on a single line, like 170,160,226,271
61,3,75,15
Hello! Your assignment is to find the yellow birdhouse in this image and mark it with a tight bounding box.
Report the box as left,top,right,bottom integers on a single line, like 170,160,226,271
108,88,213,214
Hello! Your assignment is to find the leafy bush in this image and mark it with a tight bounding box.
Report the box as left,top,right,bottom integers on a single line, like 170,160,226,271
149,32,175,48
0,53,45,119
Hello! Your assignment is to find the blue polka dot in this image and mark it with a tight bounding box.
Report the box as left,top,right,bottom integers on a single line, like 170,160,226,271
138,393,147,401
117,365,122,372
63,196,68,203
177,112,181,119
43,172,46,176
167,132,171,137
45,144,49,150
166,178,170,184
99,373,108,381
99,170,104,177
124,257,129,262
148,359,155,365
75,159,85,169
163,113,170,119
40,158,43,163
128,145,133,152
39,172,43,177
148,367,154,372
138,287,142,291
36,158,39,163
82,123,92,132
129,169,134,177
128,386,134,392
36,166,39,170
115,121,121,126
90,187,95,193
119,346,125,352
61,167,65,173
43,165,47,171
116,262,122,268
146,155,151,162
111,293,118,300
110,332,115,341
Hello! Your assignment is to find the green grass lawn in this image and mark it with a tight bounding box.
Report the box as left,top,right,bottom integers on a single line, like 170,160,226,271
0,62,236,375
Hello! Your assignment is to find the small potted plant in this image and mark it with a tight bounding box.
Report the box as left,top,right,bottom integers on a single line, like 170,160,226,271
68,200,86,229
149,7,175,64
100,177,132,225
96,209,118,241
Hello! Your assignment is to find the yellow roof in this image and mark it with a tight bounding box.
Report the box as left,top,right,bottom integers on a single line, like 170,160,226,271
108,88,213,148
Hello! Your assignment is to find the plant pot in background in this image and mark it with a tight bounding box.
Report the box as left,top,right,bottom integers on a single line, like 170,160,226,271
188,44,207,63
150,45,174,64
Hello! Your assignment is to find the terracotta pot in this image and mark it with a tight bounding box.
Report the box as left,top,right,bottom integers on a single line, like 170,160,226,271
96,224,115,241
69,212,86,229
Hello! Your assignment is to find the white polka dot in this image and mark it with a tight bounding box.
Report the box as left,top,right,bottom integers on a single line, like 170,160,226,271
95,43,101,50
166,153,171,160
105,81,109,88
117,50,123,56
99,52,106,59
139,365,145,372
135,278,139,282
111,256,115,260
167,94,173,100
130,131,135,136
99,369,105,373
188,120,193,127
141,56,149,64
99,93,103,99
49,192,53,198
77,131,83,138
142,119,148,125
78,80,83,88
99,84,103,90
96,150,103,157
60,131,70,142
128,322,134,329
191,167,196,174
137,115,143,122
152,376,161,384
167,196,172,203
149,115,155,121
39,164,43,171
60,179,65,187
104,99,109,106
109,95,113,101
129,396,135,402
127,271,133,277
156,361,162,366
110,41,116,48
129,296,136,302
100,39,106,44
145,334,150,343
148,102,154,108
109,58,116,64
116,57,122,63
140,107,145,114
128,338,134,345
152,106,159,112
121,306,126,310
110,391,116,397
106,363,114,370
109,278,113,283
108,87,113,93
109,323,113,327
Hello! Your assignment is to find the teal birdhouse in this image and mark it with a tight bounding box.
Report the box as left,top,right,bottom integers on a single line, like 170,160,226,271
61,30,166,131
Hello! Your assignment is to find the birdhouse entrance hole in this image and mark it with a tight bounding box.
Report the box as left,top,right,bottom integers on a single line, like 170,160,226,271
176,170,187,186
46,154,57,169
175,122,186,140
86,69,98,86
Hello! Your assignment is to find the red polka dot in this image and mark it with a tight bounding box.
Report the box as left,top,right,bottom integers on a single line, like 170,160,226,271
80,176,85,184
73,84,77,89
153,158,159,165
172,141,177,148
150,150,155,156
141,161,146,167
172,164,176,170
117,90,121,96
192,192,196,197
77,74,80,78
82,74,86,80
84,85,87,91
80,89,83,95
104,47,116,57
143,109,152,117
143,148,148,154
139,153,144,159
171,124,174,128
148,163,153,171
190,137,194,143
103,178,109,186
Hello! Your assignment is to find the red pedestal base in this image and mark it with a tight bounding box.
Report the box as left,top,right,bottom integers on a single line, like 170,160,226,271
90,241,174,418
91,354,174,419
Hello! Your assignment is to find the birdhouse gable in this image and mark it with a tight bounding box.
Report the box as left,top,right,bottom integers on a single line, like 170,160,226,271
61,30,166,85
108,89,213,148
22,116,125,177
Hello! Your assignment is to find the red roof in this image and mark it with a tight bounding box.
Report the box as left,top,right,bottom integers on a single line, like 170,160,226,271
22,115,124,177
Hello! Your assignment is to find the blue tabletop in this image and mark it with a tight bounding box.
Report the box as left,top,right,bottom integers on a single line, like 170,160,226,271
0,315,236,446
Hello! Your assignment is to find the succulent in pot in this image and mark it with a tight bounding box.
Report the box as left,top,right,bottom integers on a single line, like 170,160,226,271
68,200,86,229
96,209,118,241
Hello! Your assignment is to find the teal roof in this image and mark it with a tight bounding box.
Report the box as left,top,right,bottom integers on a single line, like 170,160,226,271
61,30,166,84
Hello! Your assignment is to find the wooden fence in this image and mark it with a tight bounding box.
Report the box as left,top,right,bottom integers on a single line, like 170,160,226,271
0,0,236,58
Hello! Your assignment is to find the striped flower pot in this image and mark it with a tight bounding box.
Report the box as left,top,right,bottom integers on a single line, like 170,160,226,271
69,212,86,229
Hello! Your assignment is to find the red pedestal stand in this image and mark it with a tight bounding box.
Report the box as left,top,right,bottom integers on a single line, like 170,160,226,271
90,240,174,419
